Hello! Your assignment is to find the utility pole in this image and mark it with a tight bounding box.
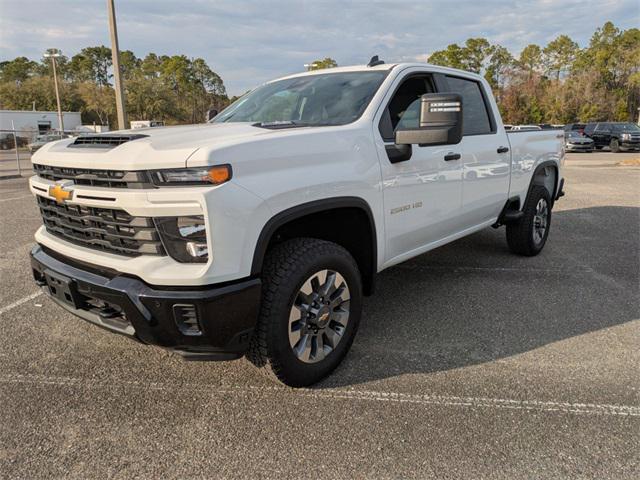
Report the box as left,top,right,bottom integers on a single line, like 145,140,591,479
43,49,64,133
107,0,128,130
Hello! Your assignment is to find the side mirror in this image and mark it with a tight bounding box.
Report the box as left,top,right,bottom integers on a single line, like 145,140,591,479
206,109,218,121
395,93,463,146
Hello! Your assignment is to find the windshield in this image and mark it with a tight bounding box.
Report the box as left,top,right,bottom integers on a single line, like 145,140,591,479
613,123,640,132
213,71,387,127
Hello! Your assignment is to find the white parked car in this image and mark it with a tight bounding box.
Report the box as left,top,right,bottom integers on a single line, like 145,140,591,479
29,60,564,386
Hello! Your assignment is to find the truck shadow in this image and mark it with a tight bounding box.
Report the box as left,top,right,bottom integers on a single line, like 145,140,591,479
317,206,640,388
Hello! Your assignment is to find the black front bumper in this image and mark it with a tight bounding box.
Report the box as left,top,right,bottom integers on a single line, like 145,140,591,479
620,141,640,151
30,245,261,360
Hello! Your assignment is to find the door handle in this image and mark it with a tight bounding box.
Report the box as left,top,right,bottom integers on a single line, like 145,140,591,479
497,146,509,153
444,153,461,161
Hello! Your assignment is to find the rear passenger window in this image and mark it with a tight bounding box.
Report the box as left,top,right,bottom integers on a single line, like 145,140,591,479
445,76,493,135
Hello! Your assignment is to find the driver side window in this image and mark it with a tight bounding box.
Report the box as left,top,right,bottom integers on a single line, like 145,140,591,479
378,75,435,141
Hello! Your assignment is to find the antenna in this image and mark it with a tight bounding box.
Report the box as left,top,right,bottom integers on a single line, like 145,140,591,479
367,55,385,67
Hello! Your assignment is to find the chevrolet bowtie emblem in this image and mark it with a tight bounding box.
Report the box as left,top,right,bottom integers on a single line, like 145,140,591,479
49,183,74,204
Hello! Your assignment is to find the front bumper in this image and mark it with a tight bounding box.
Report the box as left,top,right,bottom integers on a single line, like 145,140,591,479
30,245,261,359
620,141,640,151
566,143,593,152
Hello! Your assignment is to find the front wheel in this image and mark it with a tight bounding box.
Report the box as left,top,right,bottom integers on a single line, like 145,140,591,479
247,238,362,387
506,185,552,256
610,138,620,153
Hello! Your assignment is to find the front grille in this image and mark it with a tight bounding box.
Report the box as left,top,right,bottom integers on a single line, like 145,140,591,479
69,134,147,148
37,196,165,256
33,164,152,189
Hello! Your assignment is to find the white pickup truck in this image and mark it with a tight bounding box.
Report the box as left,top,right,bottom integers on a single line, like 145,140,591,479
29,59,564,386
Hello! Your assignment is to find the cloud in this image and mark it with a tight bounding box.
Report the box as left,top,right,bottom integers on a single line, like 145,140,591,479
0,0,638,94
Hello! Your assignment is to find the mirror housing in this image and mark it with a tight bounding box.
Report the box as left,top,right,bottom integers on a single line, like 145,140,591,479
206,109,218,121
395,93,463,146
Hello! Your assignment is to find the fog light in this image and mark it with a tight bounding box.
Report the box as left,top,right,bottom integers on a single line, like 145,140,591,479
155,215,209,263
186,242,208,259
173,304,202,336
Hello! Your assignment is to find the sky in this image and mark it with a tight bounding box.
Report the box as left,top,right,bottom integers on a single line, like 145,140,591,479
0,0,638,95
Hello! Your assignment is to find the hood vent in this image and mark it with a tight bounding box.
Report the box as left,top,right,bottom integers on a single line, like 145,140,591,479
68,134,148,149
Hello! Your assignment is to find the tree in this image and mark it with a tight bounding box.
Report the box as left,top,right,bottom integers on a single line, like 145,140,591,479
462,38,492,73
1,23,637,126
485,46,514,96
68,46,112,85
519,44,544,77
0,76,82,112
308,58,338,70
77,82,115,126
543,35,579,80
0,56,39,83
429,44,465,69
120,50,141,81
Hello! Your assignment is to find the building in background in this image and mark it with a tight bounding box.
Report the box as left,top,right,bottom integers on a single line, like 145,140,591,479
0,109,83,138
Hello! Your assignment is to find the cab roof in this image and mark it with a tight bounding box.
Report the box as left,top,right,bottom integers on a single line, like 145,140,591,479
272,62,483,83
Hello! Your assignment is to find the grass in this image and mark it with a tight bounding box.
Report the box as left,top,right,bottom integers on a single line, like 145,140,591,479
617,158,640,166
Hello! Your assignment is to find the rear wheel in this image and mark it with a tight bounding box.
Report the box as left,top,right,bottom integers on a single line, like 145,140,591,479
610,138,620,153
247,238,362,387
506,185,552,256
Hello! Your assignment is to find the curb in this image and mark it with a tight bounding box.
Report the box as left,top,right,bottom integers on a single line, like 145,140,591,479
0,174,23,181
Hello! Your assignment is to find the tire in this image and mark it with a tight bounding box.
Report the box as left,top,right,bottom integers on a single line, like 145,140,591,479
247,238,362,387
610,138,620,153
506,185,552,256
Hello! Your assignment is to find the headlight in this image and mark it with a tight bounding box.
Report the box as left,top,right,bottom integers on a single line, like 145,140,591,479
621,133,631,140
155,216,208,263
150,165,232,186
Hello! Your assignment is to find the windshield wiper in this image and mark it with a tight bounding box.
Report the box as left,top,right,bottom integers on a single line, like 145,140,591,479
253,120,313,129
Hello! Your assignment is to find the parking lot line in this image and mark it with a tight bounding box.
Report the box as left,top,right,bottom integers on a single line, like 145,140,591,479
2,373,638,417
0,194,32,203
0,291,42,315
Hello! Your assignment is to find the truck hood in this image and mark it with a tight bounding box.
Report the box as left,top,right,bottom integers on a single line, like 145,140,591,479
32,123,279,170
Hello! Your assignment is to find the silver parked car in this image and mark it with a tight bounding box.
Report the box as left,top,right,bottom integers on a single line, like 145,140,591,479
565,131,594,152
28,133,69,153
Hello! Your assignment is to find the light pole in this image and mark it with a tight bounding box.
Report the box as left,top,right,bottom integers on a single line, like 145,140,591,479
107,0,128,130
43,49,64,134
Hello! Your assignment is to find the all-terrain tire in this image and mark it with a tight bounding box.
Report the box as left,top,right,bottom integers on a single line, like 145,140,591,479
506,185,552,256
247,238,362,387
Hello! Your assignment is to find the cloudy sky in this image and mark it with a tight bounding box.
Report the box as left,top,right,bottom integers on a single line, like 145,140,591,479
0,0,638,95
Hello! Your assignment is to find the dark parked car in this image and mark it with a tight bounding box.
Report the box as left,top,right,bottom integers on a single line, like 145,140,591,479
565,131,594,152
584,122,640,152
0,133,29,150
564,123,586,135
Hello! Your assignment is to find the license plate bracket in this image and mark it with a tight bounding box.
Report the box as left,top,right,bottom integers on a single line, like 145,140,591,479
44,269,81,309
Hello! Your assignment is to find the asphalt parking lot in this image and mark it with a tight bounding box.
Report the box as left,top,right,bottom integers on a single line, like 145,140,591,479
0,152,638,479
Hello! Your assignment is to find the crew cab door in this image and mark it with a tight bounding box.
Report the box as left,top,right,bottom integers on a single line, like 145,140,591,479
443,74,511,226
588,122,611,148
374,69,464,263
